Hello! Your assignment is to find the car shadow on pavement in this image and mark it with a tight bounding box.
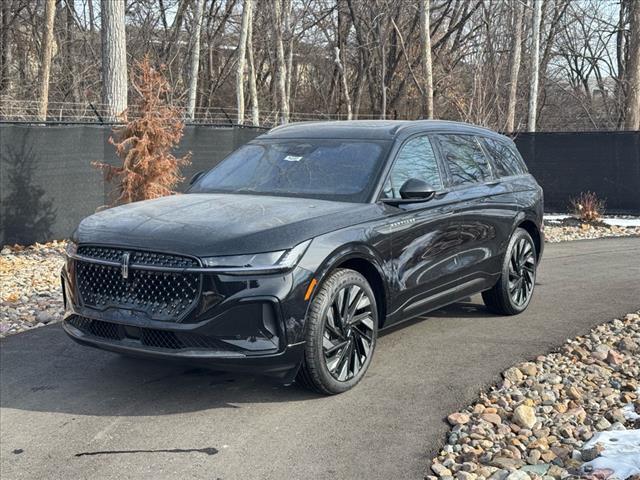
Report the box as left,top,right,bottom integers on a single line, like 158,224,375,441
0,325,321,418
1,300,497,417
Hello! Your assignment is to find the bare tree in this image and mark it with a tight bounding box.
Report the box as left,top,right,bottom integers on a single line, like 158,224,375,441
187,0,205,121
101,0,128,121
527,0,543,132
273,0,289,123
420,0,434,119
506,0,525,132
36,0,56,121
236,0,252,124
88,0,96,34
624,0,640,130
336,0,352,120
1,0,627,132
247,0,259,125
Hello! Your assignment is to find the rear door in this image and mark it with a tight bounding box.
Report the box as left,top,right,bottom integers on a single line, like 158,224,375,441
434,133,513,286
379,135,462,324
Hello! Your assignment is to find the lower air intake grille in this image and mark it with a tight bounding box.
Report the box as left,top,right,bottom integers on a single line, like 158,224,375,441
67,316,228,351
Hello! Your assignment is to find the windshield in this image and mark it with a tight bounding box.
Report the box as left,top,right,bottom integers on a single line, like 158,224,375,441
189,139,390,202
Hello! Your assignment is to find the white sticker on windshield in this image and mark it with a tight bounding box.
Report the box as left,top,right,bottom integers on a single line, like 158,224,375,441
283,155,303,162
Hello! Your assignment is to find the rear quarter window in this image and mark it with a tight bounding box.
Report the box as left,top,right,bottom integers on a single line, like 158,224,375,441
482,138,528,177
435,134,492,186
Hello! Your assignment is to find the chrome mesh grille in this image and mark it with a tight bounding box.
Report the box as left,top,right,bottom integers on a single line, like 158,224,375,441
75,246,201,321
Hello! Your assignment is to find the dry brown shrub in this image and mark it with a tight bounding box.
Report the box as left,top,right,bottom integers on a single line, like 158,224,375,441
93,55,191,206
569,191,606,223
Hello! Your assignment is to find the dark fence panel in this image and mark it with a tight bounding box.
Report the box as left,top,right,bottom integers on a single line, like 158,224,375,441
0,124,265,245
514,132,640,214
1,125,638,245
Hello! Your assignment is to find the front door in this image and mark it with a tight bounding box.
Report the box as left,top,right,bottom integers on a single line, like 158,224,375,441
379,135,462,325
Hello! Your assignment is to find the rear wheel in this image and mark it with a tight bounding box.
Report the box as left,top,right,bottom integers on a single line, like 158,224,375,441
296,269,378,395
482,228,537,315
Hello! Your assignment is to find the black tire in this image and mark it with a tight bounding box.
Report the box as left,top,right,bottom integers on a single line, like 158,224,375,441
482,228,538,315
296,269,378,395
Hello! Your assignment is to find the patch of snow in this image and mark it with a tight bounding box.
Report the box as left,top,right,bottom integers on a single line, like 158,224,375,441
544,214,570,221
602,218,640,227
543,215,640,227
581,430,640,479
622,403,640,421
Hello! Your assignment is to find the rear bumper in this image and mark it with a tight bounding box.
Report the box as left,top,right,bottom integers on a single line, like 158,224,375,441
62,315,305,381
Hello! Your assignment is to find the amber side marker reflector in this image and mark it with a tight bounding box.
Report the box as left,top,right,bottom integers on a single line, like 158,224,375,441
304,279,318,301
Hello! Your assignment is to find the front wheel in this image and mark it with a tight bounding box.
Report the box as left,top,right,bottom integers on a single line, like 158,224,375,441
482,228,538,315
296,269,378,395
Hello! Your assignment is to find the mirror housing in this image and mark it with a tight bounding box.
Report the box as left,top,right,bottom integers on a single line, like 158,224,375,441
189,171,205,185
399,178,437,200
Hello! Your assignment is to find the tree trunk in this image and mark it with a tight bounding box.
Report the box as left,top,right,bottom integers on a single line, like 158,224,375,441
420,0,434,119
101,0,127,122
527,0,542,132
0,0,13,96
284,0,293,108
187,0,205,121
336,1,352,119
66,0,81,106
378,11,387,119
624,0,640,130
334,47,352,119
247,0,259,125
236,0,251,124
88,0,95,34
36,0,56,121
506,0,525,132
273,0,289,123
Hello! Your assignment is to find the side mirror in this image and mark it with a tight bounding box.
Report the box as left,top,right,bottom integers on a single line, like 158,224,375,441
189,171,205,185
399,178,437,201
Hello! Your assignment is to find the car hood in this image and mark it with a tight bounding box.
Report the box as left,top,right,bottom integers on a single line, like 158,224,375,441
74,193,383,257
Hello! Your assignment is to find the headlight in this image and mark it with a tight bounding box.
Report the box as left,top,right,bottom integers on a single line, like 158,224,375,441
201,239,311,273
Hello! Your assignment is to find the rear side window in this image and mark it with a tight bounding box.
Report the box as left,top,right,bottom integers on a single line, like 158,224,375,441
382,136,442,199
436,134,492,186
482,138,527,177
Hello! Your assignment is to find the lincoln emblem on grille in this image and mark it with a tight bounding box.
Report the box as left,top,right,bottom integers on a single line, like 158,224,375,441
121,252,130,279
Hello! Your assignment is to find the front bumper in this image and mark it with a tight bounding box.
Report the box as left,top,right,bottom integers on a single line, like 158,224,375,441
61,249,314,382
62,316,305,380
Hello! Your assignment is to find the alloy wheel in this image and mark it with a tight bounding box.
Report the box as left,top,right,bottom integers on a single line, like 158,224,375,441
508,237,536,306
322,284,375,382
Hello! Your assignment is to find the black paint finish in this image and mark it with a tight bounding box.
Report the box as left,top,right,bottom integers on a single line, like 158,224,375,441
62,120,543,382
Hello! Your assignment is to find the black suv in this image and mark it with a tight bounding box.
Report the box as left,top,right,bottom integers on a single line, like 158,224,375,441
62,120,543,394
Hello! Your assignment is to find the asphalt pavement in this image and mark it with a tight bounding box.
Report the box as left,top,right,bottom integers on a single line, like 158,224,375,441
1,237,639,480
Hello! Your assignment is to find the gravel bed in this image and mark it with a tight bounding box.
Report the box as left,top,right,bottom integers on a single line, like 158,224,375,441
544,217,640,243
0,241,66,338
429,312,640,480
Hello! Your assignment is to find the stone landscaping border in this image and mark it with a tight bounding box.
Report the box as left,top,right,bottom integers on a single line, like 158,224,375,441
1,241,65,337
544,216,640,243
428,312,640,480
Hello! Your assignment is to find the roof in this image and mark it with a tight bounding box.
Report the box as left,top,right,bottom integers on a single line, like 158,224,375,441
259,120,509,142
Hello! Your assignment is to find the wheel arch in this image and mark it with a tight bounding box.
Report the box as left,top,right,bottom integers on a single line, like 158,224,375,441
307,244,389,329
516,218,542,260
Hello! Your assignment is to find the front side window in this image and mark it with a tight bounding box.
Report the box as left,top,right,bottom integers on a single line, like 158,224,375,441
482,138,527,177
191,139,390,203
382,136,442,199
436,134,492,186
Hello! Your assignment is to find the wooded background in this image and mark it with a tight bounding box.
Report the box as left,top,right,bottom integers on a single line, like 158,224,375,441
1,0,640,131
